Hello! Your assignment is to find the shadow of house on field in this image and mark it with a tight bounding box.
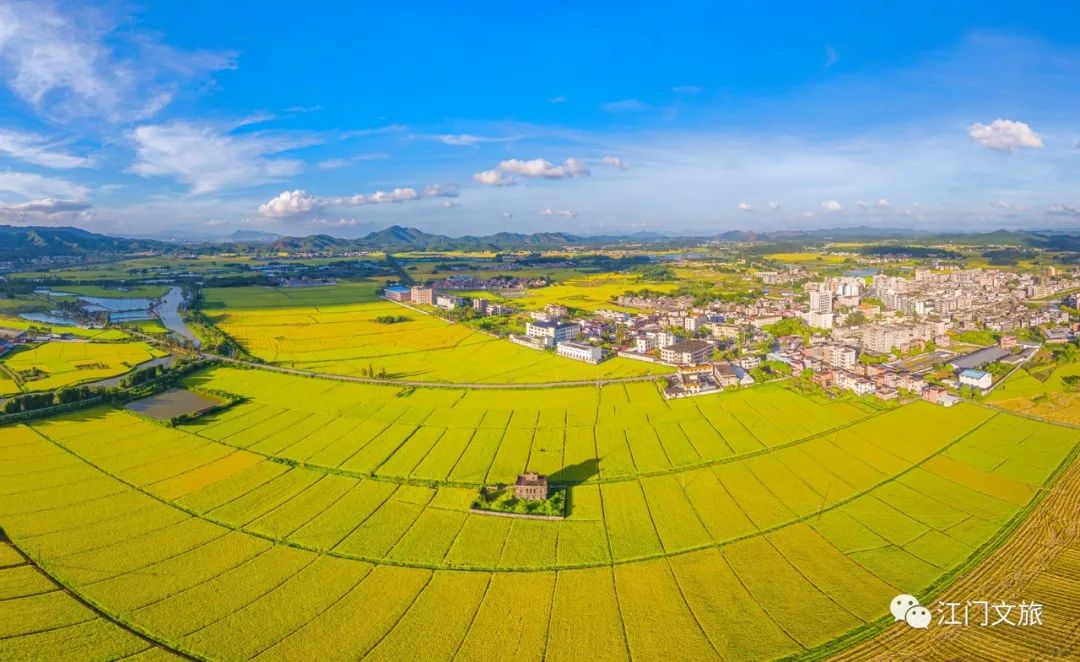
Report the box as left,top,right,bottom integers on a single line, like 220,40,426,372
0,526,8,543
548,458,601,518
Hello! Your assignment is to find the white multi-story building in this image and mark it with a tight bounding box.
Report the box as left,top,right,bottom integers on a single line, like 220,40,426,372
525,320,579,347
635,335,657,353
822,345,857,369
809,290,833,314
657,331,677,348
557,341,603,364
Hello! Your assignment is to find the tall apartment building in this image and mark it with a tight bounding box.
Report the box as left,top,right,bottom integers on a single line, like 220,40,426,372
410,286,434,305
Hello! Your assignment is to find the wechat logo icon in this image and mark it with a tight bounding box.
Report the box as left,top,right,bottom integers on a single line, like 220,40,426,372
891,594,931,629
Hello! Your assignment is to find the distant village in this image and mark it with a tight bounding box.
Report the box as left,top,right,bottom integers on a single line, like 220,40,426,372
382,264,1080,404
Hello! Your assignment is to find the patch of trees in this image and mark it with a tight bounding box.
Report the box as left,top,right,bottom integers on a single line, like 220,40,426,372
374,315,410,324
857,245,962,259
982,248,1034,266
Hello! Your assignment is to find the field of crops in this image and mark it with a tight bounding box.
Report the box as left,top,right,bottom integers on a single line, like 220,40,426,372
986,363,1080,424
0,341,167,394
203,284,672,383
1,363,1076,660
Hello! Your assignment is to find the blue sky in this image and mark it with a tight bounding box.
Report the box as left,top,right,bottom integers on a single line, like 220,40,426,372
0,1,1077,237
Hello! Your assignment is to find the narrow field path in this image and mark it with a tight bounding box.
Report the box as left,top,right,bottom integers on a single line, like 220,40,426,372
207,354,669,389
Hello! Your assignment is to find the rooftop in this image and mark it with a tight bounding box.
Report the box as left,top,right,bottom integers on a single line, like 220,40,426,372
664,339,711,353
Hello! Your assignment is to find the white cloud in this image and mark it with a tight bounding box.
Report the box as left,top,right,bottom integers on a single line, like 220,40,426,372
548,96,567,104
602,99,650,113
0,1,233,122
768,201,781,210
855,200,868,211
990,200,1027,211
1048,204,1080,217
0,197,92,224
875,198,891,209
967,119,1044,153
495,157,590,179
442,200,460,208
259,183,455,218
539,208,576,218
601,155,629,170
501,211,514,219
258,190,323,217
0,130,90,168
473,169,516,186
0,170,87,200
423,183,459,198
821,200,843,213
363,188,419,204
673,85,702,95
737,202,752,211
130,121,308,194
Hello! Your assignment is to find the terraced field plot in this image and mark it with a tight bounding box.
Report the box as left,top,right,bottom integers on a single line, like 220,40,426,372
1,365,1076,660
0,341,167,394
203,284,671,383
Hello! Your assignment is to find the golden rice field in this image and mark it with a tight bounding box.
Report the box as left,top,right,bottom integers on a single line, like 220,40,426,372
203,284,671,383
986,363,1080,425
0,341,167,395
1,365,1076,660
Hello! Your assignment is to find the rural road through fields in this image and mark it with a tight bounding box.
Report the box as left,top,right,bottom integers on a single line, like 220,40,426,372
207,354,669,389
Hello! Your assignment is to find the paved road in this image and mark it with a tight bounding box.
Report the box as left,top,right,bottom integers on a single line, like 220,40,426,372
208,355,668,389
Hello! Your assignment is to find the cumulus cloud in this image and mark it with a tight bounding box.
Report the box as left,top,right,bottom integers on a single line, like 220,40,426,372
539,208,576,218
0,130,91,168
737,202,752,211
130,121,310,194
473,169,515,186
442,200,460,208
601,99,650,113
497,157,590,179
967,119,1044,153
258,190,323,217
855,200,869,211
501,211,514,219
0,1,233,122
821,200,843,213
768,201,781,211
0,197,92,223
875,198,891,209
601,155,629,170
258,183,456,218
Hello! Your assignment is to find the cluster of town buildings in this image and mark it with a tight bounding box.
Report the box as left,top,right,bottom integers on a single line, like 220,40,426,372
384,265,1077,402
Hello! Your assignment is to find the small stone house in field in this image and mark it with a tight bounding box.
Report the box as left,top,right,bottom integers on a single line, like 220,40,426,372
515,472,548,501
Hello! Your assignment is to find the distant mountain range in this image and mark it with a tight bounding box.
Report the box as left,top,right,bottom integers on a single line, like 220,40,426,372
0,225,165,259
4,223,1080,259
